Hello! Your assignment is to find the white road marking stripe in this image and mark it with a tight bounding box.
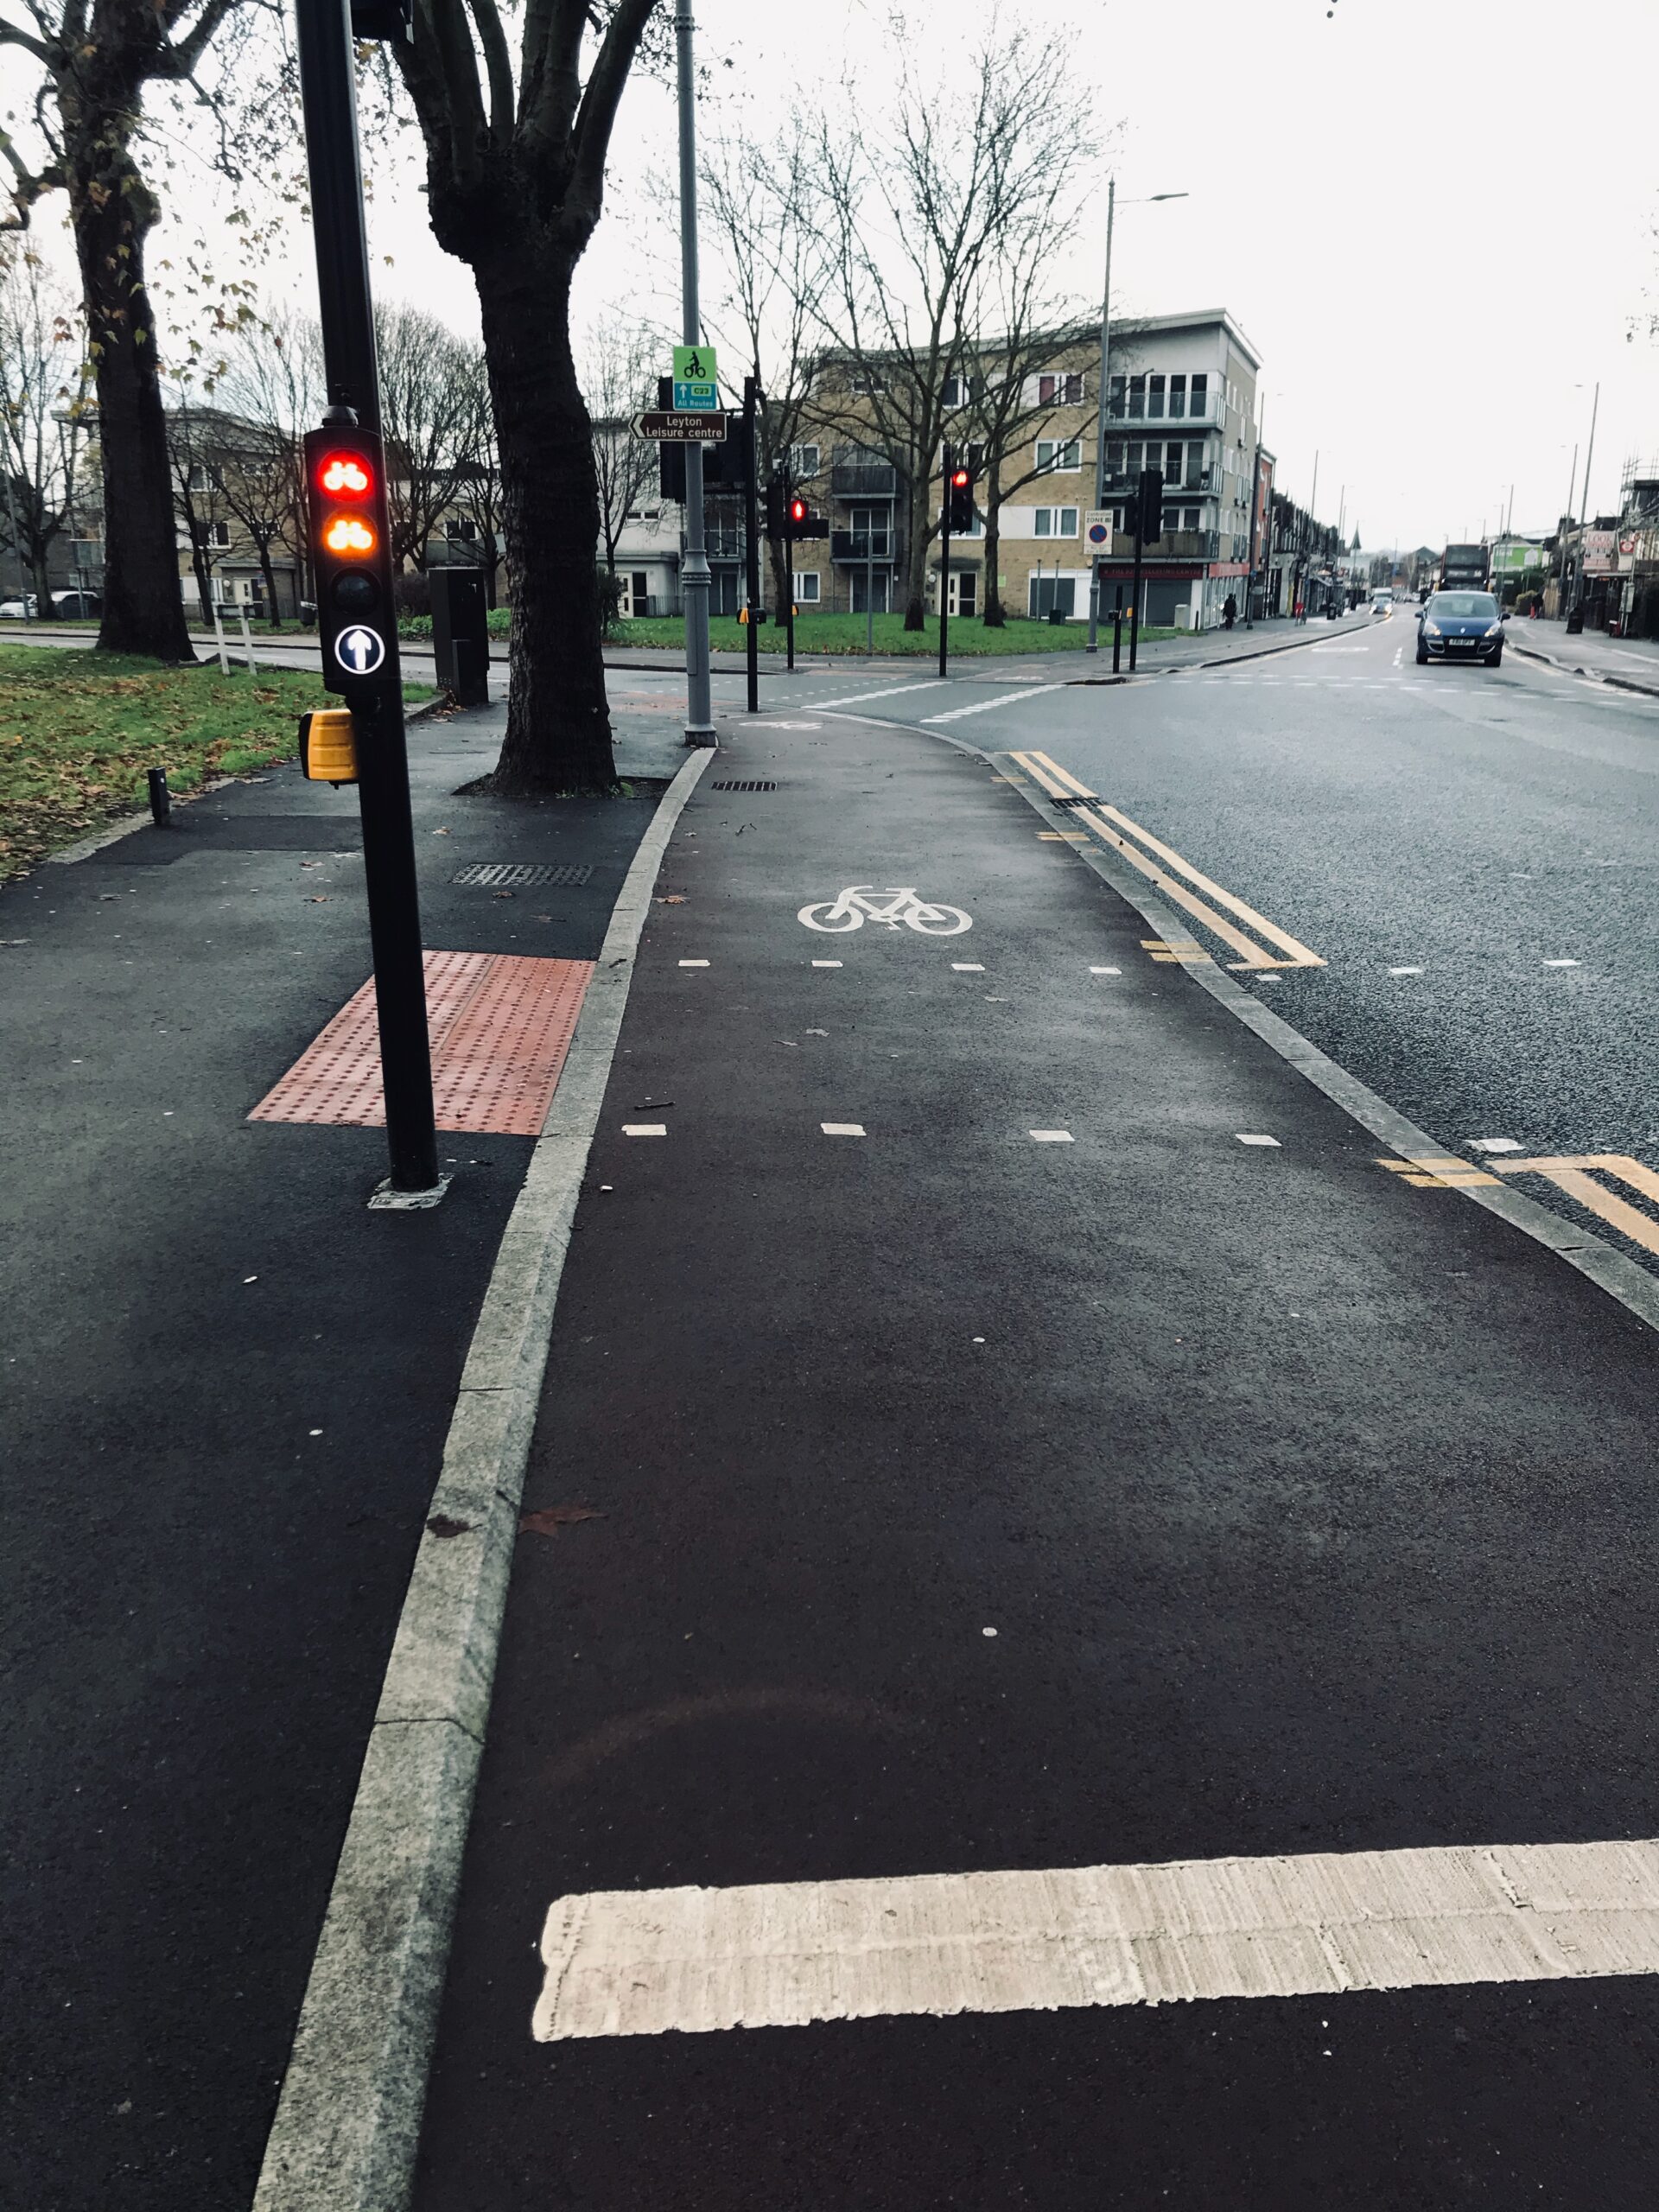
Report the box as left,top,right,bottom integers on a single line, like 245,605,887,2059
811,959,843,969
531,1835,1659,2041
1236,1133,1281,1147
1543,958,1580,968
821,1122,865,1136
820,679,953,709
1388,964,1424,976
921,683,1063,724
1029,1129,1073,1142
1089,965,1121,975
1471,1138,1523,1154
951,962,985,971
622,1123,667,1136
678,959,709,968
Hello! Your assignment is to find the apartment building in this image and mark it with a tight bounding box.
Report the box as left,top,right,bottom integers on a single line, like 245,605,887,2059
779,308,1266,630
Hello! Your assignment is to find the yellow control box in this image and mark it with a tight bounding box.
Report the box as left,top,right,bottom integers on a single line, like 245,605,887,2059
299,707,359,787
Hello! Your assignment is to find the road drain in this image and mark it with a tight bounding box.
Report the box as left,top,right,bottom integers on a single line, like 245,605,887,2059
451,863,592,887
710,780,777,792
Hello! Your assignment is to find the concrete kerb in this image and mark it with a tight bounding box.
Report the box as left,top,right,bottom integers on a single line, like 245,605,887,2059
1507,633,1659,702
250,746,715,2212
988,746,1659,1343
1065,613,1378,687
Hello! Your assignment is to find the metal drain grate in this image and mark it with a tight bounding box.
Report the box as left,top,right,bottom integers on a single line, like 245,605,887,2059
709,780,777,792
1051,794,1101,810
451,862,591,887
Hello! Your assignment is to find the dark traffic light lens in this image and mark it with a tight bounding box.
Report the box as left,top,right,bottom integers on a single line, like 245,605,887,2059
332,571,379,614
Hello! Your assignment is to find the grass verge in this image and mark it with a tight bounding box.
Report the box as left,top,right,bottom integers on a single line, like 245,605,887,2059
607,612,1184,656
0,646,429,880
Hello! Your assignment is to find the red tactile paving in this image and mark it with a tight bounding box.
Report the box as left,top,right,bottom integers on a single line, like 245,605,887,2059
251,950,594,1136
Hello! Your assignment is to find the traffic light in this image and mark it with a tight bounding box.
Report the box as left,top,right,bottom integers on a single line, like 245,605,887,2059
765,476,787,535
304,425,397,696
947,461,975,536
788,493,809,531
1136,465,1164,544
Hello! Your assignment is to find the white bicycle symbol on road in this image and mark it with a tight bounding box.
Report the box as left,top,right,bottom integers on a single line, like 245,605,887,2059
798,886,973,935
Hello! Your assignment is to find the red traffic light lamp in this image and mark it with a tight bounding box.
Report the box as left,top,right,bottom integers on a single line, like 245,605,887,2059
789,493,809,527
947,462,976,536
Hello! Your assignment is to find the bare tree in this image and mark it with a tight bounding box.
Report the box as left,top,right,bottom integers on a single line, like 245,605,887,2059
702,118,827,613
163,403,234,619
0,244,92,607
0,0,279,659
582,315,657,575
375,302,490,574
807,23,1081,629
392,0,666,793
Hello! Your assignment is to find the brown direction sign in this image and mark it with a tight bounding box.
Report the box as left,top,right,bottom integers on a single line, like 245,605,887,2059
632,410,728,442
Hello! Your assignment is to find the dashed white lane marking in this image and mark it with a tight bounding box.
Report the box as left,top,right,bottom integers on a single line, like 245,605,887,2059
1543,958,1580,969
811,959,843,969
1389,964,1424,976
531,1834,1659,2041
678,959,709,968
1471,1138,1523,1154
921,683,1064,725
822,1122,866,1137
1089,965,1122,976
1236,1133,1281,1147
622,1124,667,1137
951,961,985,971
1029,1129,1073,1142
819,679,952,710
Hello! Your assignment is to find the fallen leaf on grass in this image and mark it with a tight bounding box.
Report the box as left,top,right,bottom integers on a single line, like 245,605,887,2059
519,1504,606,1538
426,1513,472,1538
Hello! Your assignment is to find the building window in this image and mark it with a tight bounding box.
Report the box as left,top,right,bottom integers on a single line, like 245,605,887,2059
1028,574,1077,619
1127,374,1146,420
1038,372,1084,405
793,571,820,602
1106,439,1123,479
942,376,964,407
1036,438,1082,474
1109,374,1126,420
1148,374,1166,419
850,373,884,396
1033,505,1079,537
1190,373,1208,416
1186,441,1205,489
1165,441,1185,483
790,443,821,480
208,521,231,549
1168,374,1187,419
1184,505,1200,531
847,505,891,557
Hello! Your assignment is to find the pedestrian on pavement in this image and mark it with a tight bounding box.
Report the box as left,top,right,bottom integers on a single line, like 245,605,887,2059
1222,593,1237,631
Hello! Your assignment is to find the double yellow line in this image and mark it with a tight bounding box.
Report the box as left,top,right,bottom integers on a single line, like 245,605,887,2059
1009,750,1325,972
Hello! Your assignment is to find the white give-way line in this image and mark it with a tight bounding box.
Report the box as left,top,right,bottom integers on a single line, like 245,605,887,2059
922,682,1065,724
533,1833,1659,2042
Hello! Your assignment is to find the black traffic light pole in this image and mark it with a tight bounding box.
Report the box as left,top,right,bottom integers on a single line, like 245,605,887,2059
295,0,440,1196
742,376,760,715
938,443,951,679
782,463,795,671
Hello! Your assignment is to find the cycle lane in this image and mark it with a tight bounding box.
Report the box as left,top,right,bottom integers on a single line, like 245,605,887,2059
407,716,1659,2208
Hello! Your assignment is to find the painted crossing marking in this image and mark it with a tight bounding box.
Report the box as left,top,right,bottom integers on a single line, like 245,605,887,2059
1378,1154,1500,1190
819,679,953,711
921,682,1063,725
1011,751,1324,973
531,1834,1659,2042
1493,1154,1659,1259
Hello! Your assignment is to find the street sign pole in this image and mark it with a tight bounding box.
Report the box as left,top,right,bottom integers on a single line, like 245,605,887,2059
742,376,760,715
938,442,951,679
294,0,439,1196
675,3,716,747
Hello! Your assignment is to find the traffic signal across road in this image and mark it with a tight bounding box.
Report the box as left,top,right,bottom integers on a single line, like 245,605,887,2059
303,425,397,691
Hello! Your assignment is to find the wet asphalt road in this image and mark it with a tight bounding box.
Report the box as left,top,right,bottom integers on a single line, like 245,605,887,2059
789,613,1659,1260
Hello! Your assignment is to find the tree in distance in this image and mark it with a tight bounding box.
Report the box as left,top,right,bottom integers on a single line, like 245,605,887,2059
0,0,279,661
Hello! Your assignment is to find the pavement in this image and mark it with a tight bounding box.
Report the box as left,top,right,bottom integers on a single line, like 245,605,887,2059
10,617,1659,2209
1503,613,1659,696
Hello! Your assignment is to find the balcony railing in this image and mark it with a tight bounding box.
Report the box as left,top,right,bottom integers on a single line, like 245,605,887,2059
832,531,894,564
1105,466,1217,496
1106,390,1225,429
1099,530,1219,561
830,459,898,498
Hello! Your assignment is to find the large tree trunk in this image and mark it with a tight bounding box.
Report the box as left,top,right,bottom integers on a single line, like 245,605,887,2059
189,537,213,620
71,146,194,663
255,537,281,626
982,470,1006,627
902,474,931,630
474,238,616,794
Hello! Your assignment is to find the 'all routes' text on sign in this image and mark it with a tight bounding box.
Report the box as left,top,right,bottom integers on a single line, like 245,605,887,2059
672,343,719,413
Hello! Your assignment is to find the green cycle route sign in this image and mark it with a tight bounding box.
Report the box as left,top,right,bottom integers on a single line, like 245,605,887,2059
671,344,719,412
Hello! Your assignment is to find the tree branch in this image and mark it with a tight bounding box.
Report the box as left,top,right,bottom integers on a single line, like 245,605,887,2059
0,16,54,67
563,0,656,243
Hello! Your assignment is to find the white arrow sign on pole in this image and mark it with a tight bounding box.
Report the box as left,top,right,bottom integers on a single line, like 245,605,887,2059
335,624,386,676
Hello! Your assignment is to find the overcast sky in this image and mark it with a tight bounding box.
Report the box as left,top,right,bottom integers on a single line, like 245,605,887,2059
8,0,1658,550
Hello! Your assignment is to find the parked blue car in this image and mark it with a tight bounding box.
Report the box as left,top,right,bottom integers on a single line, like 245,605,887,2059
1416,589,1504,668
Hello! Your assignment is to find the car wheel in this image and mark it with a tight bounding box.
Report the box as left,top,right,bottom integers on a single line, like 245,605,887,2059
1415,645,1428,664
1486,647,1503,668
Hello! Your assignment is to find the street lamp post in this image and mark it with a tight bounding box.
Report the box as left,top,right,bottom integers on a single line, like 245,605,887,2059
1085,185,1187,654
675,0,715,746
